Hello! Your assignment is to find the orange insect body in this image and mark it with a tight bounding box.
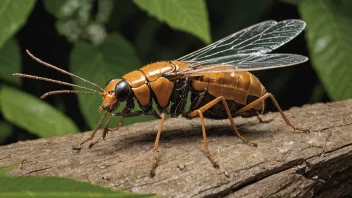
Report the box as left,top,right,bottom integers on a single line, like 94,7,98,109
15,20,310,177
102,61,187,110
103,61,267,120
191,71,266,115
124,61,176,108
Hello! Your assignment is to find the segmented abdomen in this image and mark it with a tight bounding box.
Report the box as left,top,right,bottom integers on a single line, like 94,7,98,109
191,71,266,111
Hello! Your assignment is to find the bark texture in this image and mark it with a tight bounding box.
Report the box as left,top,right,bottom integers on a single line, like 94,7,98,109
0,99,351,197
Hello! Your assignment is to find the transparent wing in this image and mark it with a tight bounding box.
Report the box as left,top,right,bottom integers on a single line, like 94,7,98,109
169,19,308,78
174,54,308,77
177,19,306,62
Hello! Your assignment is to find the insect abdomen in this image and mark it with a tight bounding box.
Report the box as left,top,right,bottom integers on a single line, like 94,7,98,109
191,71,266,111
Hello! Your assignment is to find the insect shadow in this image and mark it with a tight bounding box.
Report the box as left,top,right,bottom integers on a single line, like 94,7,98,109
94,118,272,154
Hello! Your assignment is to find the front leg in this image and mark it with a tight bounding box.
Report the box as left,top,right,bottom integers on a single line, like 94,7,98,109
109,110,145,132
108,95,142,132
89,110,148,149
88,114,113,148
72,111,108,150
107,116,125,132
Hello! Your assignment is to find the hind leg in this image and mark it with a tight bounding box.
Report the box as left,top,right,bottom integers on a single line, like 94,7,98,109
186,96,257,167
188,96,257,146
235,93,309,133
188,109,219,168
256,111,274,123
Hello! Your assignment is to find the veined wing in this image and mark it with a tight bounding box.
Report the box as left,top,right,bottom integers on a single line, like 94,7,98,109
177,20,306,62
174,53,308,77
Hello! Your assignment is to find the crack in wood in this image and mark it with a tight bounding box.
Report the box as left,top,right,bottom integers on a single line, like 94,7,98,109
224,159,305,196
24,165,52,175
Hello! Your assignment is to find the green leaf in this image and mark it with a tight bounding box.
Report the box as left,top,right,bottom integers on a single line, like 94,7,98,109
0,38,21,85
0,176,155,197
0,121,13,144
0,0,35,48
0,86,79,138
299,0,352,100
71,33,153,129
133,0,211,43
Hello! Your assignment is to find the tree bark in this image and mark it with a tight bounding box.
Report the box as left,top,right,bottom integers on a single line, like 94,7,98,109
0,99,351,197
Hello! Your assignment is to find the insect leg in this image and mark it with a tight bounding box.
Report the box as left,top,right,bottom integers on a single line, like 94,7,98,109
108,117,125,132
72,112,108,150
150,113,165,178
109,111,145,132
197,109,219,168
90,111,148,149
189,96,257,146
235,93,309,133
88,114,113,148
256,111,274,123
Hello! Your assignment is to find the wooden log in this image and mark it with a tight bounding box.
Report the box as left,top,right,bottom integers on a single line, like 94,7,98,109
0,99,351,197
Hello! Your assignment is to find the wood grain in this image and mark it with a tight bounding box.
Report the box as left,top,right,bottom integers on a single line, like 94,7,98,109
0,99,351,197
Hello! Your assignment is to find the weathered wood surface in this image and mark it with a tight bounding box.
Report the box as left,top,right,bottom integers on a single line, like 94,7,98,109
0,99,351,197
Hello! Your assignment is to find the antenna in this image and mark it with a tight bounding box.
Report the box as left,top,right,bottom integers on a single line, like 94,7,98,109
26,50,104,91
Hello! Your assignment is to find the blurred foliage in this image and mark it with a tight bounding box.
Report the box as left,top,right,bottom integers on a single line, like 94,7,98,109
134,0,211,43
299,0,352,100
43,0,111,45
0,0,35,48
0,164,155,198
0,0,350,146
0,121,12,144
0,86,78,137
0,39,21,85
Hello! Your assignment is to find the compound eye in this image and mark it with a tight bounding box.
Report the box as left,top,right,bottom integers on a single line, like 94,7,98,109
114,80,130,102
105,78,116,86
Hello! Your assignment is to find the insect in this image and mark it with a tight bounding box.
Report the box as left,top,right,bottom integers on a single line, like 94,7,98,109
15,19,309,177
